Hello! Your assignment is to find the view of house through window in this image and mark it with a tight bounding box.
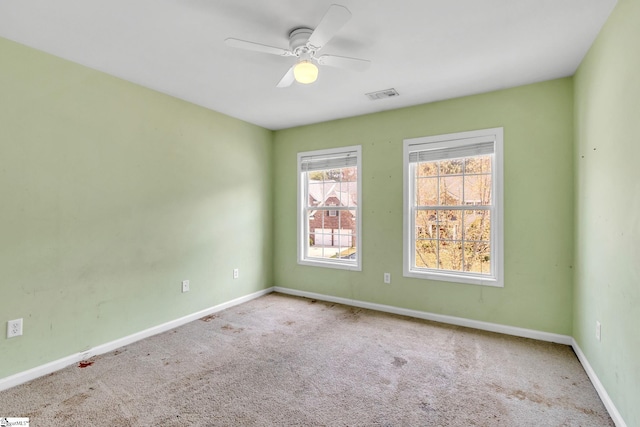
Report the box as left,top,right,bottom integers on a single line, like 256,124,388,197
298,146,361,270
404,128,503,287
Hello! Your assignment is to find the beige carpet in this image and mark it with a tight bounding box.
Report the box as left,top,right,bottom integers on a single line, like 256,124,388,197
0,293,613,426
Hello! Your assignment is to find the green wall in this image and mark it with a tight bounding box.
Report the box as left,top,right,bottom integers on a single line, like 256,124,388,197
0,38,273,378
3,4,638,422
574,0,640,424
273,78,575,335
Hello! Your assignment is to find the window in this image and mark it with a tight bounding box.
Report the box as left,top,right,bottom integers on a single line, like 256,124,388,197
298,146,361,270
403,128,503,287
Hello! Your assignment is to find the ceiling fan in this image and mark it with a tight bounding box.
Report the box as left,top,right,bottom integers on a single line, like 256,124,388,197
225,4,371,88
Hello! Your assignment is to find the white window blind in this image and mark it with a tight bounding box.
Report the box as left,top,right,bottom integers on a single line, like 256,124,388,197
408,138,495,163
300,150,358,172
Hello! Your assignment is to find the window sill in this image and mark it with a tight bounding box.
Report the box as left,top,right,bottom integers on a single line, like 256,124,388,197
298,258,361,271
403,269,503,287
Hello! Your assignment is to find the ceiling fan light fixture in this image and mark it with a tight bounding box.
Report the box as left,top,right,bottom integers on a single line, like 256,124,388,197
293,60,318,84
226,5,368,88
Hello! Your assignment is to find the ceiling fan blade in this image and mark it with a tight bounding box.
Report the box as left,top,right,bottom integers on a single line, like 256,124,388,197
317,54,371,72
276,66,295,88
225,38,293,57
307,4,352,49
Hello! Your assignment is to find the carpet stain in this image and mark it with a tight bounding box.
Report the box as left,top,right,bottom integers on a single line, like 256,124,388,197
221,324,245,333
490,383,552,407
78,361,94,368
392,357,407,367
342,307,362,321
200,314,218,322
54,411,73,422
62,392,89,407
491,383,606,419
24,410,41,419
419,401,434,413
578,406,600,416
284,320,295,326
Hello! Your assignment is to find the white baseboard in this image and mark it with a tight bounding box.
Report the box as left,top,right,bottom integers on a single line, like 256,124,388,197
0,287,273,392
571,339,627,427
273,287,573,345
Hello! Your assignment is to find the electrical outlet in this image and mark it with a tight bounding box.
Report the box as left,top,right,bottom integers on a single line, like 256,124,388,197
182,280,190,293
384,273,391,284
7,318,23,338
596,321,601,341
233,268,239,279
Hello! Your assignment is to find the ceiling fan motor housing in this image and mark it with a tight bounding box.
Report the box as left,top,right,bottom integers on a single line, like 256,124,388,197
289,28,314,55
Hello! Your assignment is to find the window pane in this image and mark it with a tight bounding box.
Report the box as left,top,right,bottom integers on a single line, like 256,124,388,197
341,166,358,182
464,210,491,242
438,210,462,241
464,156,492,174
415,239,437,268
417,161,438,177
439,176,463,205
415,210,437,239
438,240,463,271
440,159,464,175
416,177,438,206
464,174,491,205
307,180,327,208
350,181,359,208
339,167,358,208
305,166,357,261
464,241,491,274
335,220,357,260
306,209,356,262
308,228,339,259
308,167,358,209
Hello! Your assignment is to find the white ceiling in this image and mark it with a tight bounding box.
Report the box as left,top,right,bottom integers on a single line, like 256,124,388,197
0,0,617,130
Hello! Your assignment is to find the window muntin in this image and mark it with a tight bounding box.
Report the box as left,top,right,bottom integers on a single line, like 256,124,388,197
298,146,361,270
403,129,503,287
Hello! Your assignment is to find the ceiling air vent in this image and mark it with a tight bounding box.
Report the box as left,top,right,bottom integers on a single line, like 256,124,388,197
365,88,399,100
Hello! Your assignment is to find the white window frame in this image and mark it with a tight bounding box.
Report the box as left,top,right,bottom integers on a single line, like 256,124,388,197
403,128,504,287
297,145,362,271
